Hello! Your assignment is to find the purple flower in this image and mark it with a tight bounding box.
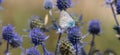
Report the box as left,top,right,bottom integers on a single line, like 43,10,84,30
9,33,22,48
0,0,3,4
88,20,101,35
26,47,40,55
29,28,48,46
57,0,72,10
116,0,120,14
67,26,81,45
2,24,15,41
44,0,53,10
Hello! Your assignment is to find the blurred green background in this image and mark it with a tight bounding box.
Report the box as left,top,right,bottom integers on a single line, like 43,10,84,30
0,0,120,55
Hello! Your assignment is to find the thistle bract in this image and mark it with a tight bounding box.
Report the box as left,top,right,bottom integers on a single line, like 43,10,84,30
116,0,120,14
29,28,48,46
88,20,101,35
2,24,15,41
59,10,75,30
44,0,53,10
26,47,40,55
29,16,44,29
57,0,72,10
67,26,80,45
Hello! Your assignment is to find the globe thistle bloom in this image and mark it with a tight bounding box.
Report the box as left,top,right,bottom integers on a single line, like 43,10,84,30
29,28,49,46
26,47,40,55
67,26,80,45
59,39,75,55
2,24,15,41
44,0,53,10
9,33,22,48
88,20,101,35
0,0,3,4
57,0,72,10
29,16,44,29
116,0,120,14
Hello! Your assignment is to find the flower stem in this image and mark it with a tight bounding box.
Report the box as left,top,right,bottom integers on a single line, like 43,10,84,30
41,43,48,55
55,33,62,55
75,38,78,55
5,40,9,55
110,3,119,26
88,34,95,55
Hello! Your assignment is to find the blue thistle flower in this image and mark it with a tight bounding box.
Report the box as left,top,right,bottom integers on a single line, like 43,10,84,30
2,24,15,41
29,28,49,46
67,26,80,45
0,0,3,4
26,47,40,55
88,20,101,35
67,26,87,55
9,33,22,48
44,0,53,10
57,0,72,10
116,0,120,14
2,24,22,55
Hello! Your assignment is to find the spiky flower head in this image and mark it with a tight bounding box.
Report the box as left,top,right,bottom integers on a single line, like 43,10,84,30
26,47,40,55
88,20,101,35
9,33,22,48
29,16,44,29
116,0,120,14
2,24,15,41
59,39,75,55
57,0,72,10
44,0,53,10
67,26,81,45
29,28,48,46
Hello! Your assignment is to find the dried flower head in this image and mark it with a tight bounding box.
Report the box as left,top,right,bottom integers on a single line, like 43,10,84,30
59,39,75,55
29,16,44,29
29,28,48,46
88,20,101,35
57,0,72,10
26,47,40,55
